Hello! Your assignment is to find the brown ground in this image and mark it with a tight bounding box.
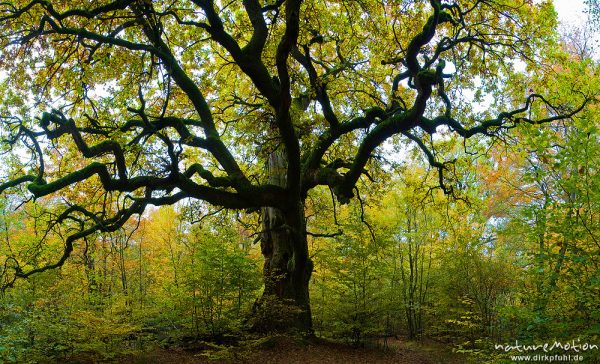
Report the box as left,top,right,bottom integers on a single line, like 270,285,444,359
119,336,469,364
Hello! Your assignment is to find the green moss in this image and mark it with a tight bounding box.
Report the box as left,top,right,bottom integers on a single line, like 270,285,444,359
27,163,103,196
417,69,437,85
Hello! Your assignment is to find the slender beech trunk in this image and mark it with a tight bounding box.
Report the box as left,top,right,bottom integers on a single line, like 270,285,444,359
257,145,313,333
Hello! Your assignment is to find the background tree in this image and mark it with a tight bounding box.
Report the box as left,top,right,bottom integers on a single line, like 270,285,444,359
586,0,600,27
0,0,590,332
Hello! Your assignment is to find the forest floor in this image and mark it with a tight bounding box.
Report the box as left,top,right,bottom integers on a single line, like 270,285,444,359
119,335,470,364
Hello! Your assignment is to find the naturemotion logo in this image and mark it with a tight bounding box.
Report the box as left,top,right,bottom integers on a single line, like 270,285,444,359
494,339,598,353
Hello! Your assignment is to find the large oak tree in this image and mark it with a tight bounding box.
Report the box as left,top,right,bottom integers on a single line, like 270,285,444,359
0,0,589,332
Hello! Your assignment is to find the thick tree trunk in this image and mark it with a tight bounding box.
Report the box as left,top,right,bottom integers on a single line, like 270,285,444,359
254,147,313,333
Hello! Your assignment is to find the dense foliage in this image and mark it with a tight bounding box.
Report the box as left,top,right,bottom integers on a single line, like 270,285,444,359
0,0,598,362
1,136,598,362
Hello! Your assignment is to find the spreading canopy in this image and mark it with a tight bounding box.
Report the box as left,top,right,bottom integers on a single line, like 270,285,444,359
0,0,589,286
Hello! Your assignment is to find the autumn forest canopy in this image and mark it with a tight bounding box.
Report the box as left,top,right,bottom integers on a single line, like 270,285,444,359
0,0,598,362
